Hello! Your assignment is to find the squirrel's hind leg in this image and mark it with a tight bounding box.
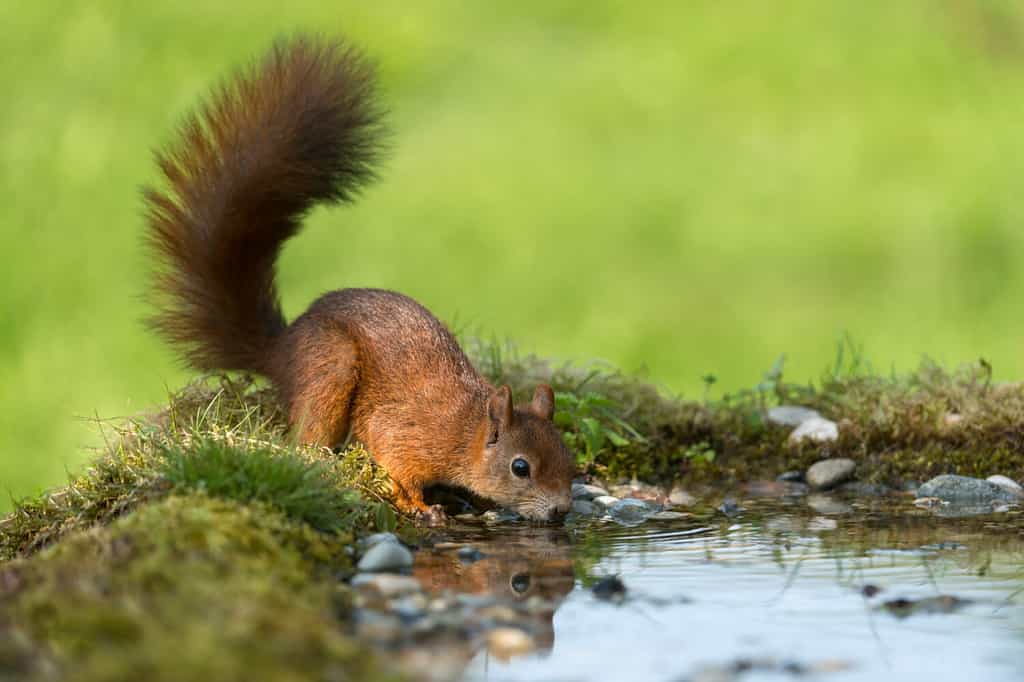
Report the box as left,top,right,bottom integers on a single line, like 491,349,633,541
280,329,360,448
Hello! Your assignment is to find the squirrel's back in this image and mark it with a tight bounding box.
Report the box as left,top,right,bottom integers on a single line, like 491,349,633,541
144,35,383,374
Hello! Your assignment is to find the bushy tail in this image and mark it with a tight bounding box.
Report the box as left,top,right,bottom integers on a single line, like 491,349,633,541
144,35,382,373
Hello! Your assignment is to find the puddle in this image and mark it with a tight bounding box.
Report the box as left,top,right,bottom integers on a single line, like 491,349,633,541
410,498,1024,682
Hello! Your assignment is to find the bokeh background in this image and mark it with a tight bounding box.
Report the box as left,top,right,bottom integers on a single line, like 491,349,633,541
3,1,1024,511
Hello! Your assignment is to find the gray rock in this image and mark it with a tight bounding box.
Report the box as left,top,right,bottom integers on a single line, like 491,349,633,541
571,483,609,500
351,573,422,598
917,475,1018,504
776,470,805,483
592,495,620,511
357,541,414,573
767,405,822,427
570,499,598,516
806,458,856,490
789,417,839,444
362,532,400,548
986,475,1023,496
648,511,689,521
608,498,658,526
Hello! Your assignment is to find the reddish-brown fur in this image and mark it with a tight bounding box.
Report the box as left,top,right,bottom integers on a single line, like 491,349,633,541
144,35,575,521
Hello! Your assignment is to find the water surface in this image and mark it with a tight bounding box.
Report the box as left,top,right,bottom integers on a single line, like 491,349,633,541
416,497,1024,682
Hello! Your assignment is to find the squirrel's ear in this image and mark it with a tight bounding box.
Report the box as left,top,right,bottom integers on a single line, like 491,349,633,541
486,385,513,444
530,384,555,421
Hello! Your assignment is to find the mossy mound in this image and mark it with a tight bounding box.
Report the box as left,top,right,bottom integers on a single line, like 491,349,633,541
0,495,397,682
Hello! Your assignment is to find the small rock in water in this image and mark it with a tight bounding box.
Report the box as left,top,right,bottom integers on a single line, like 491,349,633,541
482,509,523,524
776,470,805,483
667,487,696,506
486,627,535,661
917,474,1018,504
717,498,742,517
767,405,822,426
806,458,856,490
986,475,1023,496
591,575,627,602
351,573,422,598
456,546,485,563
570,499,598,516
861,584,882,598
608,498,658,525
357,541,414,573
788,417,839,445
571,483,609,500
648,510,689,521
592,495,620,511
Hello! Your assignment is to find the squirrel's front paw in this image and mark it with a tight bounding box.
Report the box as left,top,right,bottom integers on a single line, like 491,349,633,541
417,504,448,526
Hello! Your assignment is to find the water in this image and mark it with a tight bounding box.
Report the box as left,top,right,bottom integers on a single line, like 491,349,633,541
414,498,1024,682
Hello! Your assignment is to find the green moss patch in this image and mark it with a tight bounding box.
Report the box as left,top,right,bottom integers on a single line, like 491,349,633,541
0,494,397,682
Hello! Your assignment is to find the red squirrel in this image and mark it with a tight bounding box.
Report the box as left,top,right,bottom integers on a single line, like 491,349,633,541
143,35,574,522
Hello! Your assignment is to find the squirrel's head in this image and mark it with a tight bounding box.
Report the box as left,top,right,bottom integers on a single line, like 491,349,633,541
471,384,574,522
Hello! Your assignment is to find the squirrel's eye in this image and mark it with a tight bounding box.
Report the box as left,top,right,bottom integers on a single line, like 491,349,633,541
510,573,531,594
510,457,531,478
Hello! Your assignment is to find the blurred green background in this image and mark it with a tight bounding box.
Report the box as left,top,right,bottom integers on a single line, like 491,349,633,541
3,1,1024,510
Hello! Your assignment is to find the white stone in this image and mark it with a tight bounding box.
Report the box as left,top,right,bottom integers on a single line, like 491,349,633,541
986,475,1023,495
767,405,822,427
591,495,620,511
806,458,856,490
789,417,839,444
570,499,598,516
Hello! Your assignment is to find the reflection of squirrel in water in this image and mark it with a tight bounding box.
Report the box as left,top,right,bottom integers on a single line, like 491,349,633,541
144,35,575,522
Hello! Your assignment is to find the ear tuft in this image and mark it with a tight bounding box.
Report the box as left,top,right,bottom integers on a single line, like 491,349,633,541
530,384,555,421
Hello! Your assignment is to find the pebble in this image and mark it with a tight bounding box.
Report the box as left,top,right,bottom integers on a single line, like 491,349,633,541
571,483,609,500
767,405,822,426
351,573,422,598
570,499,598,516
788,417,839,444
592,495,621,511
917,475,1019,504
608,498,658,525
361,532,400,548
776,470,804,483
668,487,696,506
806,458,856,490
357,541,415,573
486,628,535,660
482,509,523,523
456,546,484,563
648,510,689,521
986,475,1023,496
591,575,627,601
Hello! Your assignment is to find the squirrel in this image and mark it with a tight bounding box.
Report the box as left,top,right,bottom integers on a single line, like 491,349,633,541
143,35,575,523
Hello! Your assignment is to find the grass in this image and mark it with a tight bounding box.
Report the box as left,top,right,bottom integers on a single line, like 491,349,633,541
5,1,1024,510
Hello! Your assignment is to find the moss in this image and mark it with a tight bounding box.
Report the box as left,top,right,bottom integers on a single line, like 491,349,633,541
0,495,398,682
